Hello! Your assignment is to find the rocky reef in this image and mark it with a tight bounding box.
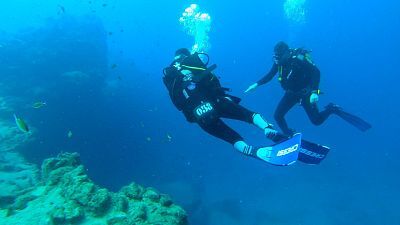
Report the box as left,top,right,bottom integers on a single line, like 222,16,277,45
0,152,187,225
0,152,38,209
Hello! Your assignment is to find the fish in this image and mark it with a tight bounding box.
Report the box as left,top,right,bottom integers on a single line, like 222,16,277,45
111,64,118,69
14,114,29,133
67,130,73,138
167,133,172,142
32,101,47,109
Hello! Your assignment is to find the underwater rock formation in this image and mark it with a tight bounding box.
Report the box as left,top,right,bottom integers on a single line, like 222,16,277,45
0,15,109,100
0,120,32,152
0,151,39,209
0,152,187,225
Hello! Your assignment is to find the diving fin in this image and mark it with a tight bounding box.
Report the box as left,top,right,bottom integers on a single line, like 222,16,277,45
272,133,330,165
335,108,372,132
255,133,302,166
298,139,330,165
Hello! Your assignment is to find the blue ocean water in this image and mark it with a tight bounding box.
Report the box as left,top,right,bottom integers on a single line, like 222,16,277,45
1,0,399,224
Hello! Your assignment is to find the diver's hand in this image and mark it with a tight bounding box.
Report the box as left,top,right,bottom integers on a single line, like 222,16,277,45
245,83,258,93
310,93,319,104
264,125,278,139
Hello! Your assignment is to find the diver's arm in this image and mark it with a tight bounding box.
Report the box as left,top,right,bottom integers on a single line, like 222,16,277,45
245,63,278,93
308,65,321,104
309,65,320,92
257,63,278,86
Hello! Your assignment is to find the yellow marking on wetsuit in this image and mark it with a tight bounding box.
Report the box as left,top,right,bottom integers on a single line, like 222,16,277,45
278,66,283,81
181,65,206,71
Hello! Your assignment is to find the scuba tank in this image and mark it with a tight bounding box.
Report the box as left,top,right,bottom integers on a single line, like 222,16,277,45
291,48,314,65
180,52,216,82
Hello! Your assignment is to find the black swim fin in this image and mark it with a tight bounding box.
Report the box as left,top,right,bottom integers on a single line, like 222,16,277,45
335,109,372,132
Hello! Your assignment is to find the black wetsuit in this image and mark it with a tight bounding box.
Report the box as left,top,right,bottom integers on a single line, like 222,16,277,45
163,53,255,144
257,50,334,135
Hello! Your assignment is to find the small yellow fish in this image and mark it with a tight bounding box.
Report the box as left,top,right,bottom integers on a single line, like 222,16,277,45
32,101,47,109
67,130,73,138
14,114,29,133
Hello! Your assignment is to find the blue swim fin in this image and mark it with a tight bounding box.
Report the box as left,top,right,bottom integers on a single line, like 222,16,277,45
255,133,302,166
272,133,329,165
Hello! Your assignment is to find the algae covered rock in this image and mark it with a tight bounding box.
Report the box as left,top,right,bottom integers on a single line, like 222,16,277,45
50,202,84,224
143,187,160,202
41,152,81,182
0,151,39,209
127,202,148,222
120,182,145,200
106,212,129,225
42,152,112,217
0,152,188,225
11,189,38,210
86,188,111,216
112,194,129,213
160,194,174,207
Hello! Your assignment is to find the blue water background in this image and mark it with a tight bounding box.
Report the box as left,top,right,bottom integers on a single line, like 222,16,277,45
1,0,399,224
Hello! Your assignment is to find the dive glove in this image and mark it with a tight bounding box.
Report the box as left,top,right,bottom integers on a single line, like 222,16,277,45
310,92,319,104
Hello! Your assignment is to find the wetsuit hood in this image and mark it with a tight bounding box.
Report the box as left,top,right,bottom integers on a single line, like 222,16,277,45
175,48,191,62
274,41,290,65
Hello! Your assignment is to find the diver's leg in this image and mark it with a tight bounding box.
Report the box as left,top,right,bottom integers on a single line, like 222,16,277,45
216,97,276,138
215,97,254,123
302,96,334,126
197,119,256,156
274,92,299,135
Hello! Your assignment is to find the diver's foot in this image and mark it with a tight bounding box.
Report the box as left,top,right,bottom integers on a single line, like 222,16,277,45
269,129,296,143
254,146,271,160
325,103,342,114
270,129,295,142
264,127,278,139
283,128,296,137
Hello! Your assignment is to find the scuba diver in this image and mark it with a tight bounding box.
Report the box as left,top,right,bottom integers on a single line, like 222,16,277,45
162,48,302,166
245,41,371,135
